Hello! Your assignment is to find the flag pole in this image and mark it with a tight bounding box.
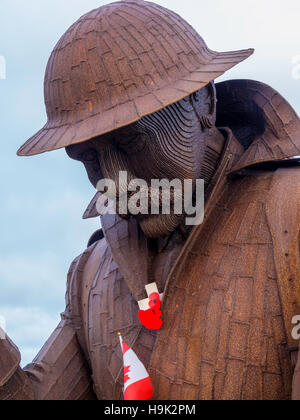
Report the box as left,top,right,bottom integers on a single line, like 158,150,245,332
118,332,122,348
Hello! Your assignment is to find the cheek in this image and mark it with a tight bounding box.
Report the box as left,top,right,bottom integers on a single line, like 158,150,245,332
135,102,199,180
152,140,196,181
128,138,196,182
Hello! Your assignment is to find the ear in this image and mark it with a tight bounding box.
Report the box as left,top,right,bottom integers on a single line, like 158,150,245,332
190,82,217,129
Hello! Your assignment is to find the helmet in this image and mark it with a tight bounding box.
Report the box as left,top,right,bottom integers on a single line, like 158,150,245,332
17,0,253,156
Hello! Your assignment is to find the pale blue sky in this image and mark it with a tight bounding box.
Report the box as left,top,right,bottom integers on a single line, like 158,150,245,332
0,0,299,366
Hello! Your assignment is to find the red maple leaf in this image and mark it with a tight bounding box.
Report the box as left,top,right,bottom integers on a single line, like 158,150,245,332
124,365,131,383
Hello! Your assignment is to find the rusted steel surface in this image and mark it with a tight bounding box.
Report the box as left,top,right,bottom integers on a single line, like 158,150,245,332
1,0,299,401
17,0,252,156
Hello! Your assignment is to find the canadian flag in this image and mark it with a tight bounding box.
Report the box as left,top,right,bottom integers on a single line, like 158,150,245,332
118,333,154,400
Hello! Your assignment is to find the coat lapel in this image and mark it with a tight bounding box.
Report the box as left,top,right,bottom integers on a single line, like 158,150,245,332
100,130,243,304
101,214,150,302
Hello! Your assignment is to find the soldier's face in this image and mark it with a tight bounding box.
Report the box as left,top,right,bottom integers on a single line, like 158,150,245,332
66,86,215,238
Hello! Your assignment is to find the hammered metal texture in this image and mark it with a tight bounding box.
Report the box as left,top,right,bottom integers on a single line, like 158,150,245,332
17,0,253,156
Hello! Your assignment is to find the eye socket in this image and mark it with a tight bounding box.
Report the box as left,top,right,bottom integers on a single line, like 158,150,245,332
117,133,146,154
81,150,98,162
117,133,138,147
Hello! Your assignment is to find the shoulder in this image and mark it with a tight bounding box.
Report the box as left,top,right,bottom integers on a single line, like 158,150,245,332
234,161,300,191
62,230,110,356
87,229,104,247
67,231,108,283
265,164,300,234
267,164,300,202
65,231,109,310
241,164,300,218
265,164,300,349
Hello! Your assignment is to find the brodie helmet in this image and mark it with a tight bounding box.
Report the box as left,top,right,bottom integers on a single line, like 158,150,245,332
17,0,253,156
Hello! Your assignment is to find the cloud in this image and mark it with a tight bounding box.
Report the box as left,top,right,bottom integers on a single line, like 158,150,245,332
0,306,60,366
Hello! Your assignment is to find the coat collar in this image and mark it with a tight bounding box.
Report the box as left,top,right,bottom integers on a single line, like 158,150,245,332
82,80,300,300
84,81,300,221
100,129,244,302
215,79,300,173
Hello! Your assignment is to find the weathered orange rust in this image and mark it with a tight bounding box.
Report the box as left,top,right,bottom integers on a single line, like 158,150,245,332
1,0,300,402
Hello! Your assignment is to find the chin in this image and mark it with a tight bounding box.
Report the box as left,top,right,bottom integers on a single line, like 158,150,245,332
137,213,184,238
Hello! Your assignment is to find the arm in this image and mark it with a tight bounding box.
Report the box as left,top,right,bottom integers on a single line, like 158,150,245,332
0,252,97,401
265,167,300,399
0,317,96,400
0,334,34,400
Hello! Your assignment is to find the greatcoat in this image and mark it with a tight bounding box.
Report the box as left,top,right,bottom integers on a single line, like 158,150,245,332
1,80,300,400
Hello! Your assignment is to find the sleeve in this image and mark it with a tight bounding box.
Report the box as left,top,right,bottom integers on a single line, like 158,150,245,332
23,317,96,400
0,253,97,400
0,334,35,400
265,167,300,399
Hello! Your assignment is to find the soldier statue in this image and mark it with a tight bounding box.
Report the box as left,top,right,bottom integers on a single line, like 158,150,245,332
1,0,300,400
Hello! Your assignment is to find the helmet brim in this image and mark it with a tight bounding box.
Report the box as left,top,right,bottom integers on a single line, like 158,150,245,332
17,48,254,157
